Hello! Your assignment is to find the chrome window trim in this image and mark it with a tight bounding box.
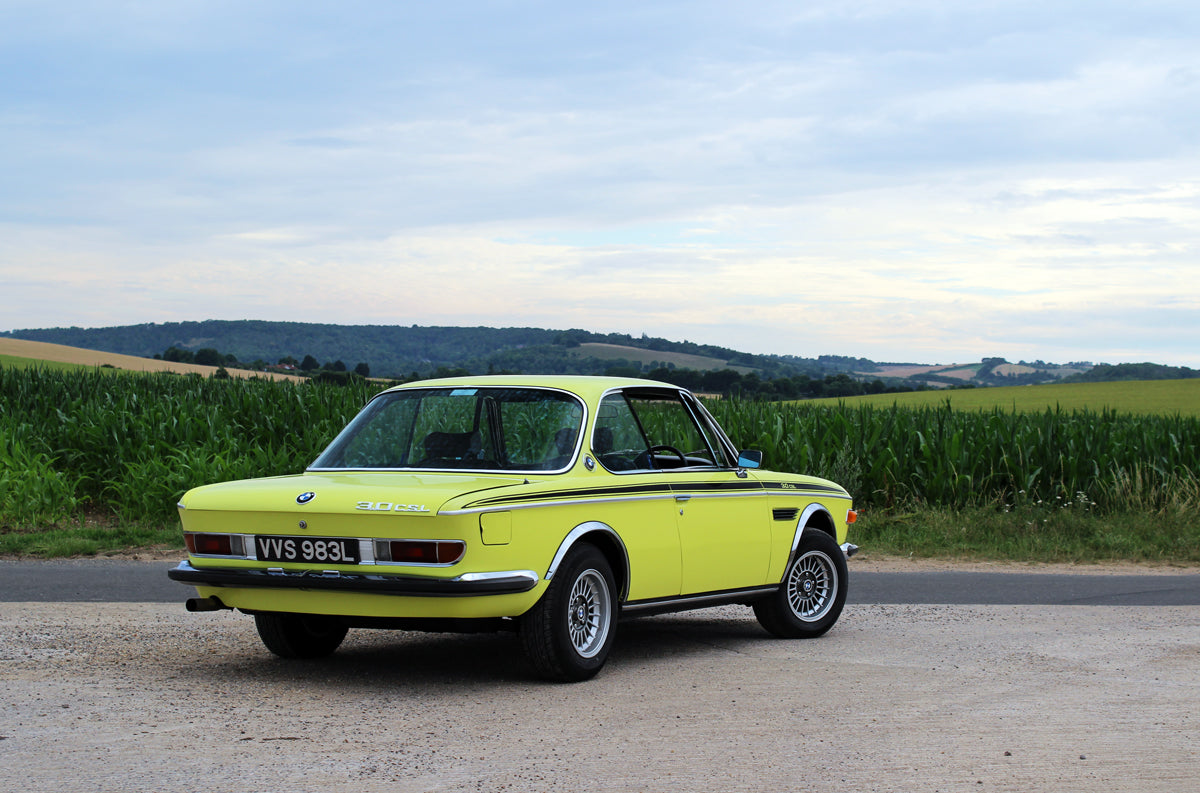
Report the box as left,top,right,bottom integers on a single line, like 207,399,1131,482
687,394,741,467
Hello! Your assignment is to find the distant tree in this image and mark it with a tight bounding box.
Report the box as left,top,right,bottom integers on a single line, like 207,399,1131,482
354,362,370,378
162,346,194,363
315,370,354,386
300,354,320,371
332,360,347,372
194,348,223,367
1064,362,1199,382
212,366,230,380
278,355,298,367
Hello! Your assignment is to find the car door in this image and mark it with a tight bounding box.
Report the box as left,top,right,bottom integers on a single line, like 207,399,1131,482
671,467,769,594
605,387,771,595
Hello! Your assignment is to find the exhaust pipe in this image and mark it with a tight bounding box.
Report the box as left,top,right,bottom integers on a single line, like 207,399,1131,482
185,596,229,612
840,543,859,560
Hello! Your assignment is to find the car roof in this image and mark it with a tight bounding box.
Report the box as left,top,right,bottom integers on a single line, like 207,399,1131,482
381,374,685,402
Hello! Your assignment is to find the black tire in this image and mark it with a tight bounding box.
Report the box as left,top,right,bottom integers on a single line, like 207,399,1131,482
754,529,847,638
520,543,617,682
254,613,348,659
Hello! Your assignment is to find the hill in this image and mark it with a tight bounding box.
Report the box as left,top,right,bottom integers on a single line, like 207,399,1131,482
0,320,841,381
9,320,1195,392
569,343,756,373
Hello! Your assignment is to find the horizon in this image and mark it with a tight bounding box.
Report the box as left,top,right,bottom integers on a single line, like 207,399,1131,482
3,318,1160,371
3,3,1199,368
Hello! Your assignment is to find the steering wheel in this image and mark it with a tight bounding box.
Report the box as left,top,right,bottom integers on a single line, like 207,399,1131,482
637,444,686,469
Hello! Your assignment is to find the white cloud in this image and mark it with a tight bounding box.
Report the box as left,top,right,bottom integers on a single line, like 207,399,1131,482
2,1,1199,367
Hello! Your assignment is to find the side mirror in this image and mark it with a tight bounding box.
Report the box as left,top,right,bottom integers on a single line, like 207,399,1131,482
737,449,763,469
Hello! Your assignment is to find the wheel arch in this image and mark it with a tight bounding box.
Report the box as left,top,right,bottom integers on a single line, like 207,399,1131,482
545,521,631,602
786,503,836,569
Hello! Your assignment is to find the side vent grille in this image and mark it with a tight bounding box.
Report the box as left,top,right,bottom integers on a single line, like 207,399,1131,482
772,508,800,522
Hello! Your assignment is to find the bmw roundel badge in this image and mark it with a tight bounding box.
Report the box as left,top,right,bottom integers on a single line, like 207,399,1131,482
296,491,316,505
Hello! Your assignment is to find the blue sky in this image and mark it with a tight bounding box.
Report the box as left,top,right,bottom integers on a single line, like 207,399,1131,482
2,1,1199,366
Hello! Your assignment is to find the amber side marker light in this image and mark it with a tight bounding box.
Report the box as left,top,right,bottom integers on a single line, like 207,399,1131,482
184,532,244,556
846,509,858,524
377,539,466,565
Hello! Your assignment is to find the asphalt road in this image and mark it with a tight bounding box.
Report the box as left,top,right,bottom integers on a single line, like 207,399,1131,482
2,559,1199,605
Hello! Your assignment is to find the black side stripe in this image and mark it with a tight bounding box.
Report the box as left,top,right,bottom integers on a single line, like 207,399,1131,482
758,481,846,494
462,479,845,510
464,483,675,509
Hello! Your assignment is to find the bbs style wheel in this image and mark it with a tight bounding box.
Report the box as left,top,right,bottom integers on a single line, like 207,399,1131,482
754,529,847,639
520,543,616,682
254,613,348,659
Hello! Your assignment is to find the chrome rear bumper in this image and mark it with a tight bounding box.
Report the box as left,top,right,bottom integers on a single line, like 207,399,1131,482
168,560,539,597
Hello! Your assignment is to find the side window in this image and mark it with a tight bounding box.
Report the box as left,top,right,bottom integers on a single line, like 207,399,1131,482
593,394,646,471
593,390,722,472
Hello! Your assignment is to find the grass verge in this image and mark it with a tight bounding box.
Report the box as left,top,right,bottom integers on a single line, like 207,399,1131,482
854,503,1200,564
0,517,183,558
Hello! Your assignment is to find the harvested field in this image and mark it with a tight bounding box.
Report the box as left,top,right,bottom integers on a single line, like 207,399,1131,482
0,338,302,381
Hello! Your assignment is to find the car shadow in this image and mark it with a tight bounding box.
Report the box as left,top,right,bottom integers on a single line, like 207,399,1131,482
173,608,774,688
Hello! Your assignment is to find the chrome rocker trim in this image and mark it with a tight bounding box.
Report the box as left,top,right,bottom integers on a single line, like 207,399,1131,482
168,560,540,597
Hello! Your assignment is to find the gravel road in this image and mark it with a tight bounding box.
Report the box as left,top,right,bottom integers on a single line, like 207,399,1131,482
2,598,1197,792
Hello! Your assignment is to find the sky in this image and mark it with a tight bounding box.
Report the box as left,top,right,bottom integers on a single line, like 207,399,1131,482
2,1,1199,367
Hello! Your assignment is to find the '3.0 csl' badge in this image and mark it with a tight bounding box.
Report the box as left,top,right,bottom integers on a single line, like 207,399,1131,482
296,492,316,504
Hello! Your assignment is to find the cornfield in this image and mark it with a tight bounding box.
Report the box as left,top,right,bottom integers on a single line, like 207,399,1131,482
707,399,1200,513
2,367,1199,527
1,367,378,524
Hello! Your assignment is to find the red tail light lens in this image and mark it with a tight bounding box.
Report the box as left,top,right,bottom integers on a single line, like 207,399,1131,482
378,540,465,565
184,533,243,556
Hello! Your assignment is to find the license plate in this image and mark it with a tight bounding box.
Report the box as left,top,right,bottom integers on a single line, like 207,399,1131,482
255,535,360,564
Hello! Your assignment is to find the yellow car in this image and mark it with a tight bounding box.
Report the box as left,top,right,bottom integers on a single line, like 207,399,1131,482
169,375,857,681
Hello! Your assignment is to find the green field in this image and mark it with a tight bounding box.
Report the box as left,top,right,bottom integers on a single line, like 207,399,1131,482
814,378,1200,417
1,365,1197,562
0,354,90,372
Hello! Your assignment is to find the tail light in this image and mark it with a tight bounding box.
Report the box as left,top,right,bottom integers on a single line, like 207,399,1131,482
184,532,245,556
375,539,465,565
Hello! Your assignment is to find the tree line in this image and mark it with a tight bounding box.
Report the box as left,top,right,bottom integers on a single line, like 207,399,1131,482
158,346,372,383
638,367,946,400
